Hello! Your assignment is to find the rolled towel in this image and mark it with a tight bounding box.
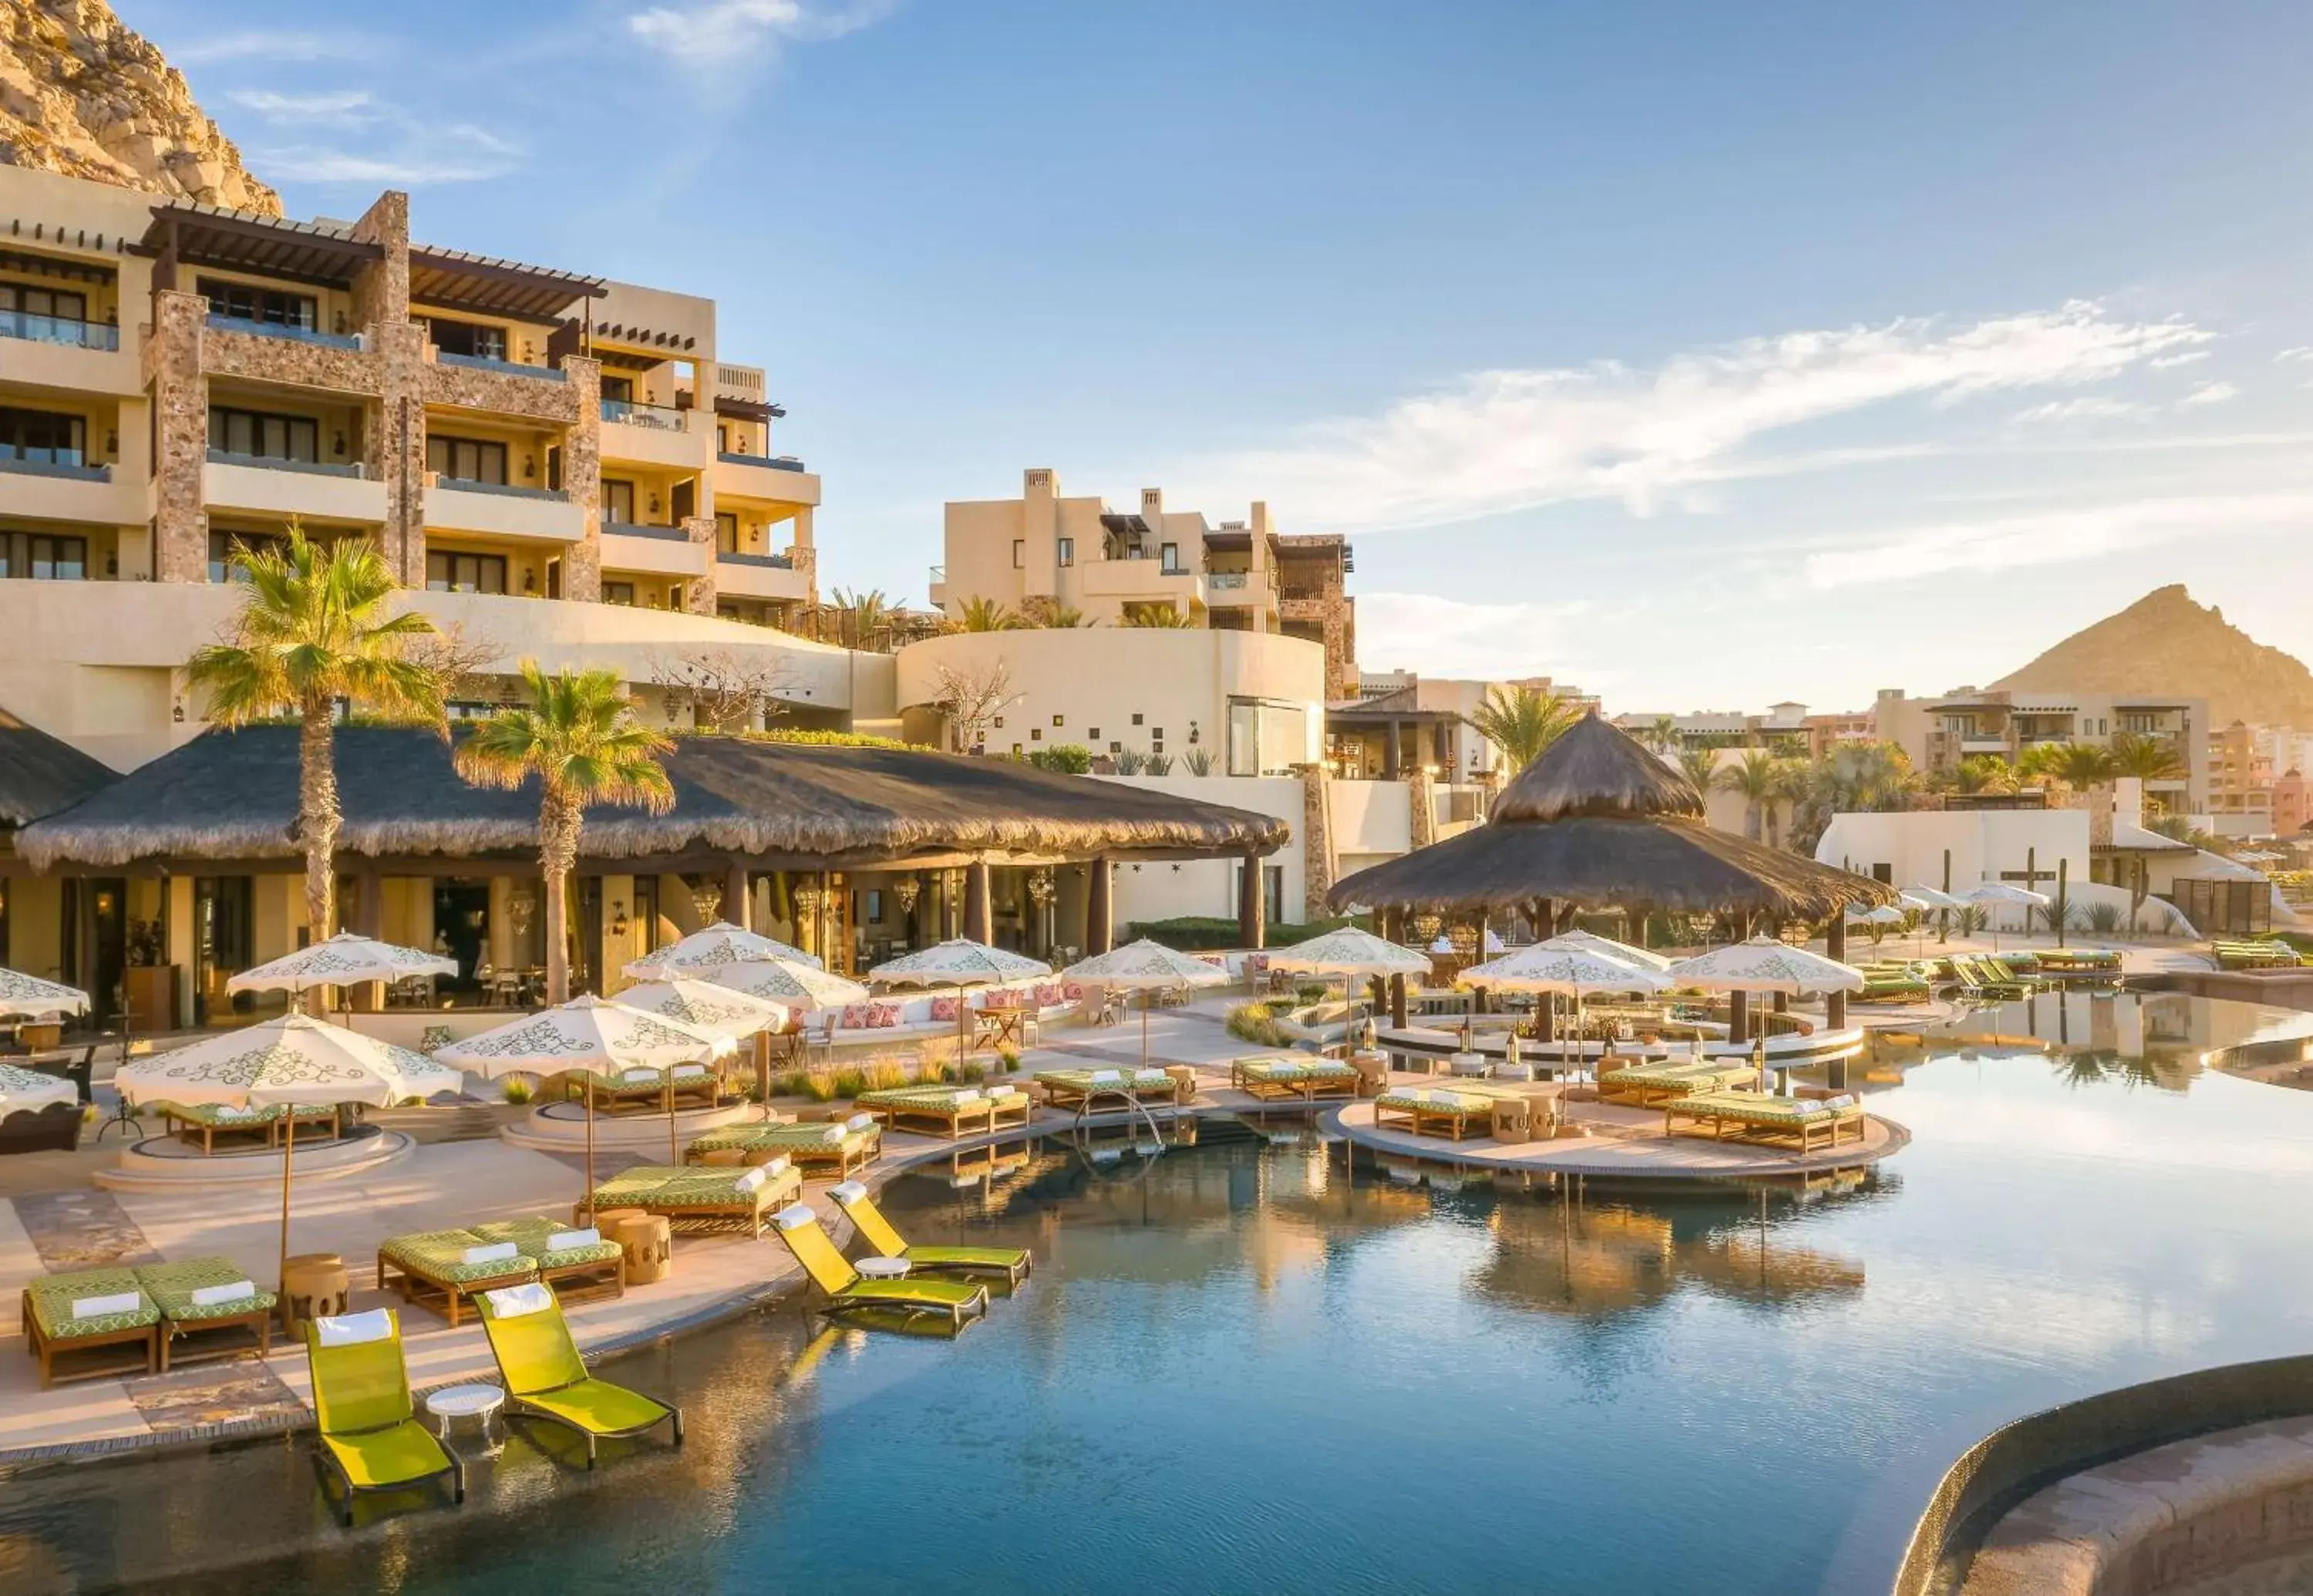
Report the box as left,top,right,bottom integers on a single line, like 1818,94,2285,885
758,1154,792,1177
483,1282,554,1318
950,1090,983,1106
733,1164,769,1193
312,1308,393,1346
845,1112,876,1133
829,1180,870,1204
72,1291,143,1320
1089,1069,1124,1084
622,1068,659,1083
816,1124,847,1143
189,1279,257,1308
461,1241,520,1266
546,1227,600,1252
773,1203,816,1231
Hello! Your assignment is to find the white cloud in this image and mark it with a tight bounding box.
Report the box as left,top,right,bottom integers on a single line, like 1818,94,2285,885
1354,593,1596,682
2277,348,2313,363
1803,493,2313,590
254,123,522,186
627,0,897,64
225,89,377,120
2148,351,2209,369
1189,301,2210,534
175,32,377,64
2180,380,2240,407
2012,396,2153,425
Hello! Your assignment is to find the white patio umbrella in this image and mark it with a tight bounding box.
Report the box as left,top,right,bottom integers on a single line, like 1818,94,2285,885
1965,881,2050,951
1846,901,1908,952
1665,937,1864,1088
436,995,736,1183
0,967,90,1019
0,1062,79,1115
1460,944,1672,1079
615,978,792,1121
1263,927,1431,1032
227,931,458,1010
869,938,1053,1069
1059,939,1234,1072
115,1013,461,1301
1537,928,1679,972
702,956,871,1015
625,920,821,979
1901,884,1966,948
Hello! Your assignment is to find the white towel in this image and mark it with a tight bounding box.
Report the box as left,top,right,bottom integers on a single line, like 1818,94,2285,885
672,1063,707,1079
1089,1069,1124,1084
546,1227,599,1252
1134,1070,1170,1086
816,1123,847,1143
773,1202,816,1231
483,1282,554,1318
830,1180,869,1203
623,1068,659,1083
460,1241,519,1265
758,1154,792,1177
72,1291,143,1320
845,1112,875,1133
312,1308,393,1346
733,1165,769,1193
189,1280,257,1308
950,1090,982,1106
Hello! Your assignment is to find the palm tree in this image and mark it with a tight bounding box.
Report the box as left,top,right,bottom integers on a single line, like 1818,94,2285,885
1953,755,2018,795
1119,602,1198,628
1649,716,1678,753
454,664,674,1003
2109,732,2185,783
1043,602,1087,628
830,586,889,647
958,597,1021,632
2014,742,2066,788
1677,746,1720,796
1466,685,1581,773
187,526,443,945
2053,742,2119,789
1715,748,1787,844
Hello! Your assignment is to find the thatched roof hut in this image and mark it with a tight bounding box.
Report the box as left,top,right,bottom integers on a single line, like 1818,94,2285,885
1328,712,1895,921
17,726,1288,872
0,710,116,829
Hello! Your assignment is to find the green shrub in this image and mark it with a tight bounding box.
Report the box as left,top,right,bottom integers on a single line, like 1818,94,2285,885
1295,982,1330,1005
501,1078,534,1105
1145,753,1173,775
1183,749,1216,776
958,1059,990,1083
1027,744,1093,774
830,1067,868,1100
1226,1001,1284,1045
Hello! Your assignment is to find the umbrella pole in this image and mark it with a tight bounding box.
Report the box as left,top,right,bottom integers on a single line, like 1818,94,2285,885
276,1109,295,1310
666,1077,678,1164
1141,993,1151,1072
582,1078,598,1223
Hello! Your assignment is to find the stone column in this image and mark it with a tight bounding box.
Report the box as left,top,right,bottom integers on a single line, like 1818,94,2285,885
1298,762,1335,920
373,322,427,584
724,861,751,931
965,860,992,946
683,515,719,614
147,290,209,584
1408,763,1436,850
1085,857,1112,955
1825,915,1849,1029
561,355,604,602
1237,854,1264,950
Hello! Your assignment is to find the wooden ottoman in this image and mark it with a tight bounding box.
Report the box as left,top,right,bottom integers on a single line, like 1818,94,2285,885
607,1214,673,1286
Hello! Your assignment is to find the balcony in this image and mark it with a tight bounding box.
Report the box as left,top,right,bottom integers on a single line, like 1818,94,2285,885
204,451,388,524
205,313,362,351
714,548,809,602
1205,570,1274,609
426,477,582,544
0,453,107,482
927,563,947,605
0,453,141,524
604,519,689,540
601,524,706,577
435,349,564,382
1958,737,2012,755
600,399,699,468
712,451,820,507
2,310,118,351
2,308,139,393
717,450,806,472
602,398,685,430
1080,557,1204,608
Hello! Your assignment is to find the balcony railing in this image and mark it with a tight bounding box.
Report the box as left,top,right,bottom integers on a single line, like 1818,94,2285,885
434,477,568,502
928,564,945,584
601,398,685,430
0,310,119,350
717,450,807,472
205,313,362,351
1207,571,1257,591
207,449,368,479
436,349,564,382
604,520,689,541
0,453,109,482
719,550,793,569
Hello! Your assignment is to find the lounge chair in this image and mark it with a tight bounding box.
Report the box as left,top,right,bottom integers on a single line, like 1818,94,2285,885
158,1100,342,1154
568,1066,697,1117
689,1114,884,1177
474,1283,682,1468
1372,1086,1500,1140
135,1257,277,1371
1597,1059,1758,1106
584,1159,800,1237
1230,1056,1362,1103
1664,1091,1867,1155
2038,947,2126,982
1034,1067,1187,1113
855,1083,1032,1139
377,1230,539,1327
770,1203,990,1332
827,1180,1032,1285
305,1309,463,1525
21,1266,160,1389
2211,939,2304,971
467,1218,627,1305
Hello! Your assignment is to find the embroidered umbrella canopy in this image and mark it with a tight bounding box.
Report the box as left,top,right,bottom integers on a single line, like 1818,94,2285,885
226,932,457,1002
0,967,90,1019
1965,880,2050,949
614,978,793,1123
1263,926,1432,1034
115,1013,463,1299
868,938,1051,987
0,1062,78,1116
1460,944,1673,1077
1665,937,1865,1087
699,957,870,1015
436,995,736,1177
625,920,821,980
1537,928,1680,972
1059,939,1234,1072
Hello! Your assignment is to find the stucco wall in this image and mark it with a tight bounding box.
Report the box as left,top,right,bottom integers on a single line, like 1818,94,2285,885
1087,773,1307,932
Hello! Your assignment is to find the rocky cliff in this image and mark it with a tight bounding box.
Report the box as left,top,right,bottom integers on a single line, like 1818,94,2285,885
1991,584,2313,730
0,0,276,213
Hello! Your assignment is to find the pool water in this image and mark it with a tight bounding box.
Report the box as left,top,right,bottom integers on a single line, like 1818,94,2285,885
7,991,2313,1596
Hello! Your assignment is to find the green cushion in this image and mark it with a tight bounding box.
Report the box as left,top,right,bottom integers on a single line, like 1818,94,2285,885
379,1229,540,1284
905,1244,1031,1271
1674,1093,1863,1126
321,1420,454,1492
832,1277,985,1309
468,1218,625,1271
594,1164,798,1210
26,1267,160,1339
134,1257,278,1322
520,1377,672,1438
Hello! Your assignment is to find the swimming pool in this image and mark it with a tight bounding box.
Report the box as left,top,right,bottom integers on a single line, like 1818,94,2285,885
7,990,2313,1595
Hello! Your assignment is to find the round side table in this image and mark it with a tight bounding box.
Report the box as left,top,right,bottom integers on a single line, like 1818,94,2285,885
424,1382,507,1453
607,1213,672,1285
854,1256,911,1280
281,1251,350,1335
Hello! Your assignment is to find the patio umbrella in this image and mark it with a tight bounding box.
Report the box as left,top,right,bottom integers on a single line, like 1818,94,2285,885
0,1062,78,1115
625,920,821,979
1664,938,1864,1088
702,956,871,1015
1846,901,1908,951
1901,883,1967,948
1059,939,1233,1072
227,931,457,1009
114,1013,460,1302
1964,881,2050,951
869,938,1053,1072
1264,926,1432,1033
1460,944,1672,1079
0,967,90,1019
615,977,792,1120
436,995,736,1184
1537,928,1680,972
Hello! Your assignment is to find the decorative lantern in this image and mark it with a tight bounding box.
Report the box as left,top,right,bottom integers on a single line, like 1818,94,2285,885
894,875,921,914
1025,869,1055,907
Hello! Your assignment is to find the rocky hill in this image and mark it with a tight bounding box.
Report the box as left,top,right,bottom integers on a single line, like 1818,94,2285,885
1,0,276,213
1991,584,2313,729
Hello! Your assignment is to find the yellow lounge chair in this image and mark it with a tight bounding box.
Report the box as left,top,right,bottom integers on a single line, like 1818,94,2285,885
828,1180,1032,1286
304,1309,463,1525
770,1203,991,1332
474,1284,682,1469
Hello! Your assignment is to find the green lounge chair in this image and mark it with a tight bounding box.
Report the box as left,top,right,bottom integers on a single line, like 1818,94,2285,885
685,1116,884,1177
1372,1086,1499,1140
585,1159,801,1237
1664,1091,1867,1155
134,1257,277,1372
377,1229,540,1327
771,1203,990,1332
468,1218,628,1305
1230,1056,1361,1103
1598,1059,1757,1106
305,1309,463,1525
20,1266,160,1389
1033,1068,1187,1112
827,1180,1032,1285
855,1083,1033,1139
475,1284,682,1468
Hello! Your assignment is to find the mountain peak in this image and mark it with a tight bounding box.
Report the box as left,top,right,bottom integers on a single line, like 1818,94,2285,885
1991,587,2313,729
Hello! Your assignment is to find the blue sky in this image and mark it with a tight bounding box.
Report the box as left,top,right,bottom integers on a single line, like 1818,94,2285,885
128,0,2313,712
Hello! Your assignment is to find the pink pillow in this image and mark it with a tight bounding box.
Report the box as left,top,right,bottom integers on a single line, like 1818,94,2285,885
1034,982,1062,1008
1062,982,1083,1002
866,1002,901,1029
1248,954,1270,974
840,1003,871,1028
1197,954,1226,968
931,995,960,1022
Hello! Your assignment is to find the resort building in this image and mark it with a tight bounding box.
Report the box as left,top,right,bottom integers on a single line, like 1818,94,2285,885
1334,674,1595,785
1611,702,1874,761
0,163,842,769
928,468,1359,699
2207,720,2275,839
1871,687,2210,815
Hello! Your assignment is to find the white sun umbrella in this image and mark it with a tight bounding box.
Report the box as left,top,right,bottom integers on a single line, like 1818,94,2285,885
436,995,737,1185
625,920,821,980
1537,928,1679,972
616,978,793,1122
1965,880,2050,951
1900,884,1965,949
1847,901,1909,956
869,938,1052,1069
702,956,871,1015
1665,937,1865,1088
0,1062,79,1115
1060,939,1234,1072
115,1013,463,1301
0,967,90,1019
227,931,457,1011
1264,926,1431,1032
1462,944,1672,1079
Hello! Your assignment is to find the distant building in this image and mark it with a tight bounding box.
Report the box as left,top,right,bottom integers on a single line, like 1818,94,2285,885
2274,768,2311,837
1873,687,2210,816
1611,701,1868,760
2207,720,2275,839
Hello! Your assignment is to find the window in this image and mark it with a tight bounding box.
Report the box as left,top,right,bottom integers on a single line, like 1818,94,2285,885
1052,714,1064,727
601,375,634,403
602,581,636,606
1227,697,1309,776
1089,727,1100,740
602,479,636,524
1109,741,1121,753
207,530,288,583
425,551,507,594
1056,536,1074,567
1030,728,1042,741
208,406,318,463
0,282,86,327
1160,542,1180,573
0,406,86,466
715,512,740,554
0,532,86,581
1131,712,1143,726
428,317,507,361
426,434,508,486
716,424,729,453
199,277,315,331
1012,539,1025,569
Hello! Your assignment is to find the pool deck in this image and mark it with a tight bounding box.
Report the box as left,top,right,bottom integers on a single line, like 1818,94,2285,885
1328,1096,1906,1179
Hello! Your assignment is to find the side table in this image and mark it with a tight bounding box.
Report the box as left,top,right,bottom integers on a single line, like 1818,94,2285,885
424,1382,507,1453
281,1251,350,1335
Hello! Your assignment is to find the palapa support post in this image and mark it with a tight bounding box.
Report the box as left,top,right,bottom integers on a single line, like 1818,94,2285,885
965,860,992,947
753,1031,774,1121
1825,914,1849,1029
1237,854,1264,951
276,1108,296,1322
725,860,752,931
2055,857,2069,948
1389,973,1408,1029
1729,988,1750,1047
1086,856,1113,954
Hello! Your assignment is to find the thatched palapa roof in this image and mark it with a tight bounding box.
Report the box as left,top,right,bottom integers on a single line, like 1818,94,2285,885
1328,712,1895,920
17,726,1288,870
0,709,117,828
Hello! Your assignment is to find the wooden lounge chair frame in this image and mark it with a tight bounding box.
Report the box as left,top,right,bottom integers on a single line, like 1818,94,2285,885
21,1280,158,1389
1373,1091,1497,1141
138,1260,278,1372
856,1087,1031,1140
377,1246,537,1329
584,1162,803,1237
1662,1096,1867,1155
1034,1070,1186,1114
1230,1057,1361,1104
